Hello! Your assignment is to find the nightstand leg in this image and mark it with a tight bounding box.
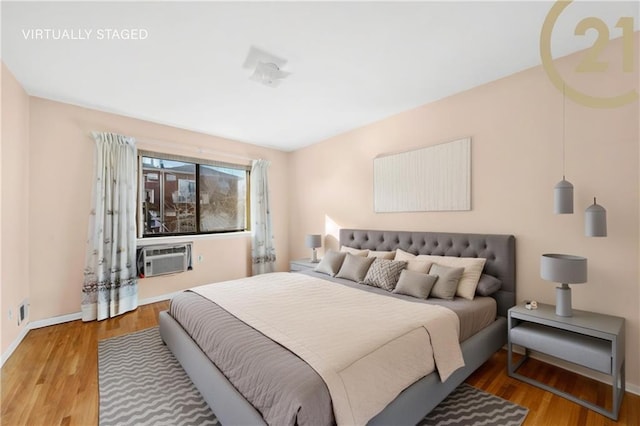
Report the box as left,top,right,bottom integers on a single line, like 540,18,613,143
612,360,625,420
508,342,528,375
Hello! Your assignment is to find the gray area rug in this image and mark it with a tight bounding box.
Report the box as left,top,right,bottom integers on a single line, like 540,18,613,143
418,383,528,426
98,327,218,426
99,327,527,426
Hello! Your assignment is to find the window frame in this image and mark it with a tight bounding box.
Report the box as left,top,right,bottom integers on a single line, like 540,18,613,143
137,150,251,238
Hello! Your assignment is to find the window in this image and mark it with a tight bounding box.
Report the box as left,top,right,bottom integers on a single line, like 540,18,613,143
139,152,249,237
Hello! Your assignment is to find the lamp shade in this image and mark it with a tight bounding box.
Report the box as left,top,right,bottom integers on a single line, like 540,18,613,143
305,234,322,249
554,179,574,214
540,254,587,284
585,198,607,237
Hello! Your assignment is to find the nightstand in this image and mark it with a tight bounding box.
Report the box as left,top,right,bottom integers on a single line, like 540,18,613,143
289,259,319,272
508,303,625,420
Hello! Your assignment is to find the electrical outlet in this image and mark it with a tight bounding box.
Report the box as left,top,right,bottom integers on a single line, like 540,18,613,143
198,255,203,263
8,308,13,321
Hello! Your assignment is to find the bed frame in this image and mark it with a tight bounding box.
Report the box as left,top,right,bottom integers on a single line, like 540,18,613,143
159,229,516,425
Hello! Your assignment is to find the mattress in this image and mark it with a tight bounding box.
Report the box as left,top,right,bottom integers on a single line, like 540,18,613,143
169,273,497,426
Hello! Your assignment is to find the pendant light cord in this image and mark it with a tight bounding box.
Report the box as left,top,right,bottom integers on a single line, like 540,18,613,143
562,84,566,180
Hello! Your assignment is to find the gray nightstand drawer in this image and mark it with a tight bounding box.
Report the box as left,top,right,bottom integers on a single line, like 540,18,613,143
511,322,612,374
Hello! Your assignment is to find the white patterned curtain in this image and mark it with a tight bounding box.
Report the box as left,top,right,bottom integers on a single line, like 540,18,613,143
82,132,138,321
250,159,276,275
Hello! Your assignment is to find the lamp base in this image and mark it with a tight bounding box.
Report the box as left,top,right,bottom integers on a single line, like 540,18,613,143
310,248,319,263
556,284,572,317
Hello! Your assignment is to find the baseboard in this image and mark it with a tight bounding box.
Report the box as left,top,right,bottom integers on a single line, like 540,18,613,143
509,346,640,396
28,311,83,330
1,292,180,368
0,325,30,367
139,291,182,306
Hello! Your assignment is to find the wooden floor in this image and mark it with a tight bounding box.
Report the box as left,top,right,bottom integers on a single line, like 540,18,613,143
466,352,639,426
1,301,638,426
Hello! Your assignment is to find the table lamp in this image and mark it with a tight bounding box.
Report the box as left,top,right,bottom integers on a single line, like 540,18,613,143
540,254,587,317
305,234,322,263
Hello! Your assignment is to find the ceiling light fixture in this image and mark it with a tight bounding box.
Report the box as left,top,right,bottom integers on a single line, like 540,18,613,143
585,197,607,237
243,46,290,88
250,62,290,87
554,84,573,214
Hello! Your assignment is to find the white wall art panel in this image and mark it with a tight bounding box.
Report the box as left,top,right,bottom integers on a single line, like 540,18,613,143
374,137,471,212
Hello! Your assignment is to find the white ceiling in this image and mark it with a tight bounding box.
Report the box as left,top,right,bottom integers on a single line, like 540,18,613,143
2,1,638,151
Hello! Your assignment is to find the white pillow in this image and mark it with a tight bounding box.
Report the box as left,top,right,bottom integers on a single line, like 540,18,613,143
416,255,486,300
394,248,433,273
340,246,369,257
367,250,396,260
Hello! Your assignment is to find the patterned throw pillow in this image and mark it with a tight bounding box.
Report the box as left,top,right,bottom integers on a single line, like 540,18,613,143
362,258,408,291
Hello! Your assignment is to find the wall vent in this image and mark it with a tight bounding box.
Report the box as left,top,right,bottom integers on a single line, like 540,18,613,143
140,244,190,277
18,299,28,326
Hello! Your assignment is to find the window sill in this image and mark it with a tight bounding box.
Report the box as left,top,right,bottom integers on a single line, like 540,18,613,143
137,231,251,246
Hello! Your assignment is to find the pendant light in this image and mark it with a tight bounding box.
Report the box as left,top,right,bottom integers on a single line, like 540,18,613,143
554,85,574,214
585,197,607,237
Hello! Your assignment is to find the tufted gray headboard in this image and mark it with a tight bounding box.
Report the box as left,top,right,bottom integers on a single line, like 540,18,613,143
340,229,516,317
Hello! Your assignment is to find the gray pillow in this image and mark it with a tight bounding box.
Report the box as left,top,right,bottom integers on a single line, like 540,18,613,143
362,259,407,291
475,274,502,296
314,250,346,276
392,270,438,299
429,264,464,300
335,253,375,282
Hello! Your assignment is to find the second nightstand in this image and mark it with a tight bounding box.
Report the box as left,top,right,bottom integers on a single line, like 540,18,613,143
289,258,319,272
508,303,625,420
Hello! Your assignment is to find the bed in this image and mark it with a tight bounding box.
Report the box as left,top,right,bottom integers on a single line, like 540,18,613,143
159,229,516,425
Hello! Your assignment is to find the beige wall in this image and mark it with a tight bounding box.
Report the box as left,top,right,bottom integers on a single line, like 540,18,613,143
1,64,31,354
27,97,289,321
289,38,639,389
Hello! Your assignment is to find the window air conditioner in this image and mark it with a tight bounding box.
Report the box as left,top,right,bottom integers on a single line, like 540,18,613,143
142,244,188,277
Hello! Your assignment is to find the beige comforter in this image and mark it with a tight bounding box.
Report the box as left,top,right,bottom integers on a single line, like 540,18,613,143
192,272,464,425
